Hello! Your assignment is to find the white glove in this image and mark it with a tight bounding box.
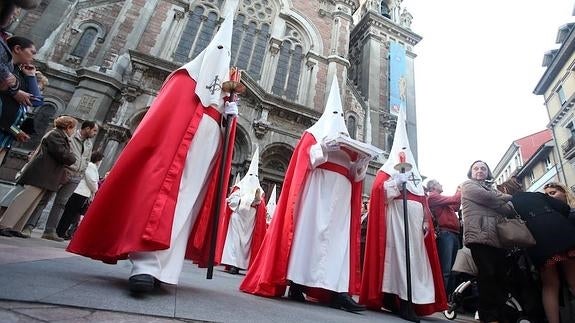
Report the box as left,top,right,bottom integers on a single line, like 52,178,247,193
321,138,340,152
309,143,328,168
350,156,370,181
224,101,239,117
422,220,430,238
392,172,410,187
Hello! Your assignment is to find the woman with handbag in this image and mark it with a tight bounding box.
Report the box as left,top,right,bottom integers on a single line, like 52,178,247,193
461,160,516,323
501,179,575,323
0,116,76,237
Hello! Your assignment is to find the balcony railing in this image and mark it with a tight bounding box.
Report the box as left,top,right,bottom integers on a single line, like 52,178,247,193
561,136,575,159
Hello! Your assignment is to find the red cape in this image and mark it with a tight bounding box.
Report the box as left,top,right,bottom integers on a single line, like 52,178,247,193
67,70,236,266
240,132,362,297
359,171,447,315
215,186,267,268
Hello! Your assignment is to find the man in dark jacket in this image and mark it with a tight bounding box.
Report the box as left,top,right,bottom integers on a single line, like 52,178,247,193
427,179,461,295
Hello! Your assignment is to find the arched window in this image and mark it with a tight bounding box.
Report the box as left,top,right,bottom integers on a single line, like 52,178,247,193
229,0,274,81
71,27,98,58
231,17,271,81
272,39,303,100
347,115,357,139
174,7,219,63
265,159,286,172
380,1,390,18
192,11,219,57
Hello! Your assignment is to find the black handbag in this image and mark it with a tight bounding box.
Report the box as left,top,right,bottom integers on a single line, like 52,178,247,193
19,116,36,135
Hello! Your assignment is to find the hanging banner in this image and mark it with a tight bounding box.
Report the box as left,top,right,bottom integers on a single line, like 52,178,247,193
389,41,407,116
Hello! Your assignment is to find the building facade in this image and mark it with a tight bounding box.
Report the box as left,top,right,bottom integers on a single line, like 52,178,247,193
1,0,422,196
492,129,560,192
534,8,575,190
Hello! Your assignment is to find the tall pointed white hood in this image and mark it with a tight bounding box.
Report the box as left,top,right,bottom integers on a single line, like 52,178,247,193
380,108,424,196
179,0,239,107
233,172,241,186
235,146,263,204
265,185,277,224
306,77,349,142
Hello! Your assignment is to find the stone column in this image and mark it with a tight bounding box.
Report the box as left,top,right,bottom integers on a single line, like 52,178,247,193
158,9,186,59
253,104,271,139
382,116,396,155
301,56,317,107
260,39,281,92
99,124,131,176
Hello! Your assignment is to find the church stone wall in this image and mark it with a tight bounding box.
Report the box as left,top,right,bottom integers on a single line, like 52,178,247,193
0,0,421,196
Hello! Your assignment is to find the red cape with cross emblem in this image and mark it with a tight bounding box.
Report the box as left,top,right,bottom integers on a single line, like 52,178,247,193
239,132,362,297
67,70,236,267
359,171,447,315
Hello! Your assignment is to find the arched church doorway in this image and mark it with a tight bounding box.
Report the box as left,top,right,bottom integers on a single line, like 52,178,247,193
260,143,293,201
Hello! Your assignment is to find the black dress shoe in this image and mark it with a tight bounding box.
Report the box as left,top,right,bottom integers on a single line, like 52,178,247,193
287,284,306,302
9,230,29,238
399,300,420,323
0,228,13,237
228,266,239,275
128,274,155,293
330,292,366,312
382,293,400,314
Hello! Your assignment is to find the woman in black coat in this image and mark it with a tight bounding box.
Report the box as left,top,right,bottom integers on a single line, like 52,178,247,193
498,178,575,323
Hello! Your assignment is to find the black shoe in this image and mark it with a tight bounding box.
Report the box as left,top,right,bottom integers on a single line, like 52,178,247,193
288,284,306,302
399,300,420,323
228,266,240,275
128,274,155,293
0,228,13,237
330,292,366,312
382,293,400,314
9,229,29,239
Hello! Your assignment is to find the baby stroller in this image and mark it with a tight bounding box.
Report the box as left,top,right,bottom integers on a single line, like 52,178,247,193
443,247,540,323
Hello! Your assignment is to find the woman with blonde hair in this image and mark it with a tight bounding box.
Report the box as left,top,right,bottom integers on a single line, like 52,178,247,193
544,182,575,228
0,116,76,237
543,182,575,207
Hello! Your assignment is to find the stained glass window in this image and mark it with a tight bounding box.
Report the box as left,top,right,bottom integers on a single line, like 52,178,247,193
71,27,98,58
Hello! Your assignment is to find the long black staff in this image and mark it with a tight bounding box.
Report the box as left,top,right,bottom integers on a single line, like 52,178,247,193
206,69,245,279
394,150,415,308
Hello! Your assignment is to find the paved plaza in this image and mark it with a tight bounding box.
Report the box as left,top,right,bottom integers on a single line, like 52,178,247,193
0,232,475,322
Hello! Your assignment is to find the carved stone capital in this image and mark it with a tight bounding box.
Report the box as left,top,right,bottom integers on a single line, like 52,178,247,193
174,9,185,20
104,123,132,142
382,117,396,131
131,62,149,83
306,58,317,69
253,119,271,139
121,85,143,102
269,38,282,55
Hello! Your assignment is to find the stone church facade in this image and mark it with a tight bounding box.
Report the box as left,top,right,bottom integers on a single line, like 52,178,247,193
1,0,421,196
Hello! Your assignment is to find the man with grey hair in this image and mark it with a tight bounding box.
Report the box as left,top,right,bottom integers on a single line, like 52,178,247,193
426,179,461,296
